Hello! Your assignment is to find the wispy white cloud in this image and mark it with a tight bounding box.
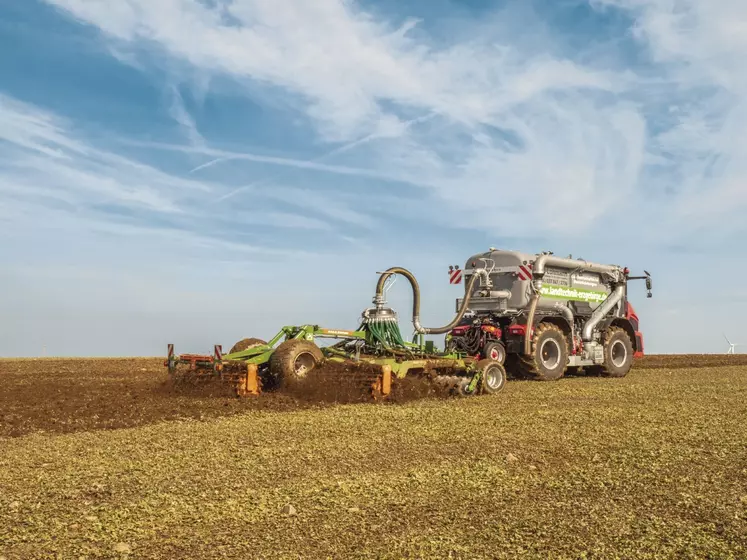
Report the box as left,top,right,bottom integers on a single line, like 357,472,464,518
209,111,435,202
4,0,747,356
44,0,747,241
42,0,647,239
0,94,197,214
138,140,415,185
256,186,378,230
167,84,207,149
591,0,747,230
0,94,356,250
0,94,90,158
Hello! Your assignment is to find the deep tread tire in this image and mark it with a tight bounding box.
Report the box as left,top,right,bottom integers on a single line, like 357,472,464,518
598,326,634,378
483,341,506,364
269,339,324,387
519,322,569,381
477,359,507,394
229,337,267,354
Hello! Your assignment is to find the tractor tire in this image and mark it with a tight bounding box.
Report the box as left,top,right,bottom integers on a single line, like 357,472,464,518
229,337,267,354
596,326,634,378
519,322,569,381
503,354,526,379
477,359,507,394
482,341,506,364
269,339,324,387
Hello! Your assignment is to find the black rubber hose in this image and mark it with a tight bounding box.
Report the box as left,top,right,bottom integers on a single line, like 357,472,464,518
374,266,482,335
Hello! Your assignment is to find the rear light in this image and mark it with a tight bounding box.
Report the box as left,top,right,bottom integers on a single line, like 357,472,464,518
507,325,527,336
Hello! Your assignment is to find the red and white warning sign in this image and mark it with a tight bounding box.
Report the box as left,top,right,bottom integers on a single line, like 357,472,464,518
517,263,533,281
448,266,463,284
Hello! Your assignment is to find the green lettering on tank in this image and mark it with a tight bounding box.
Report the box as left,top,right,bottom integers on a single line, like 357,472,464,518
539,285,609,303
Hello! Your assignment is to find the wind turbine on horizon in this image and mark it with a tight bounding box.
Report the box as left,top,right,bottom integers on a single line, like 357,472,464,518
724,333,741,355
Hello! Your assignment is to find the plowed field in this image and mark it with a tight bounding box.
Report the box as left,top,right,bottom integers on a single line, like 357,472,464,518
636,353,747,369
0,357,305,438
1,355,746,559
2,354,745,439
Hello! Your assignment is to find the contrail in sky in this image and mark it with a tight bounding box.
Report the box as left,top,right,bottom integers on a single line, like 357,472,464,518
210,112,436,202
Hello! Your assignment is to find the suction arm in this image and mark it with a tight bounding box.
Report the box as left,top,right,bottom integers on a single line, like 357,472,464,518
373,266,489,335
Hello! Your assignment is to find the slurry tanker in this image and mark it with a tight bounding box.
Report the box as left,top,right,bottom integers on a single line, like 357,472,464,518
444,249,652,380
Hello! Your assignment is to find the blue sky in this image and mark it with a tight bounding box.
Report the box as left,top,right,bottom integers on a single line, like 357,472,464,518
1,0,746,356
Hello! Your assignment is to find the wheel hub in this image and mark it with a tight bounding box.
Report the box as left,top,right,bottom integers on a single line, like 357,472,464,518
293,352,316,378
610,340,627,368
485,367,503,390
540,339,561,370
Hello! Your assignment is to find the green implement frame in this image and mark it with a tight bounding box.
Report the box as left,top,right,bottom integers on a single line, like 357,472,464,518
165,324,504,399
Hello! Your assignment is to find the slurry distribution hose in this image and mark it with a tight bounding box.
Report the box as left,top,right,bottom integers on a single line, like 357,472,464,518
373,266,488,336
364,316,409,350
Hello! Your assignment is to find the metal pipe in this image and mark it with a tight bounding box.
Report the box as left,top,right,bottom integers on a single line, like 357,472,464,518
581,284,625,341
486,290,512,299
524,253,623,354
553,302,575,349
552,302,574,324
531,254,623,285
374,266,489,335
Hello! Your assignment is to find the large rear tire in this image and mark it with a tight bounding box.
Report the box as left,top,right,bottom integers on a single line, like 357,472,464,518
519,322,569,381
229,337,267,354
270,339,324,387
598,326,634,378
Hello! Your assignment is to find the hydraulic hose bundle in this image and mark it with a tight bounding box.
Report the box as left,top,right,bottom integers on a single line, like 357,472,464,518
450,326,483,355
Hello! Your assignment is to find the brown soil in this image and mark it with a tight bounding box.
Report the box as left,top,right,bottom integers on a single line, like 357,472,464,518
1,354,745,438
0,357,460,438
0,358,308,438
635,353,747,369
1,356,745,559
287,361,451,404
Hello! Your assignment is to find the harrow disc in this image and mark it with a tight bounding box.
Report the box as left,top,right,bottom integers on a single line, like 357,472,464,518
286,359,392,403
166,353,261,398
165,363,228,397
431,374,471,396
218,361,262,397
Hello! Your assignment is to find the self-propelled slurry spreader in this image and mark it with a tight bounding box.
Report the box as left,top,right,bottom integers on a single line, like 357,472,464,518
445,249,652,381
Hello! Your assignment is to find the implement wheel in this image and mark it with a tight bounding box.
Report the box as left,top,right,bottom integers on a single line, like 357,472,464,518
477,359,507,395
270,339,324,387
229,337,267,354
483,341,506,364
